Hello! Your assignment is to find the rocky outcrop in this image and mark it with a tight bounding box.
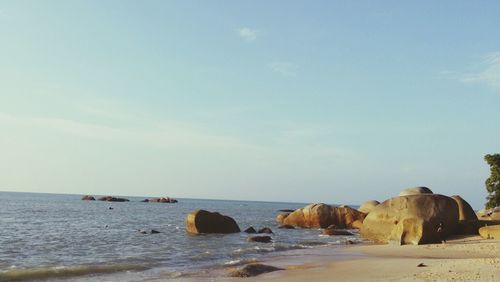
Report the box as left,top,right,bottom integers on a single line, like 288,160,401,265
276,212,290,224
280,203,366,229
360,194,459,245
451,195,477,221
358,200,380,214
186,210,240,234
479,225,500,239
142,197,178,203
98,196,129,202
229,264,283,277
398,186,433,196
81,195,95,201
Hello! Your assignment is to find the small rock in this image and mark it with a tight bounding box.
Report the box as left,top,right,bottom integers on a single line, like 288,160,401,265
346,240,355,245
278,209,296,213
229,264,283,277
258,227,273,234
151,229,161,234
243,227,257,233
417,263,427,267
278,225,295,229
247,236,272,243
138,230,148,234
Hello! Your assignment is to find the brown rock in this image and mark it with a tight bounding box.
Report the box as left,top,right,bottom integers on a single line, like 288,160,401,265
322,227,354,236
360,194,459,245
97,196,129,202
229,263,283,277
276,212,290,224
81,195,95,201
281,203,366,229
185,210,240,234
247,236,272,243
243,227,257,233
358,200,380,214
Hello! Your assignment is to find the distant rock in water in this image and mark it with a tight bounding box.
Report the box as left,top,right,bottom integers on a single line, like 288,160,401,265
279,203,366,229
398,186,433,196
142,197,178,203
243,227,257,233
186,210,240,234
257,227,273,234
229,263,283,277
98,196,130,202
278,209,295,213
81,195,95,201
247,236,272,243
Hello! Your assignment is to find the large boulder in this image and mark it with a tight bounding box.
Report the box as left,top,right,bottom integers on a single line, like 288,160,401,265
281,203,366,229
398,186,433,196
451,195,477,221
479,225,500,239
360,194,459,245
358,200,380,214
186,210,240,234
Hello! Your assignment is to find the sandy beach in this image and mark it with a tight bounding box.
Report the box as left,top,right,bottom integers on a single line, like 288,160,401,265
222,236,499,282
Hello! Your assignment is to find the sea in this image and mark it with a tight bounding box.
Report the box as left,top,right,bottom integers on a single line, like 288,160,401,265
0,192,361,281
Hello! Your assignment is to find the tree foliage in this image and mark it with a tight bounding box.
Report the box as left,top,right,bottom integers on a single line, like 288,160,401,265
484,154,500,209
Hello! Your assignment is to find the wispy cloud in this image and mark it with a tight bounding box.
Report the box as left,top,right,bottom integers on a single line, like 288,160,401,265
461,52,500,89
268,62,299,77
237,27,259,42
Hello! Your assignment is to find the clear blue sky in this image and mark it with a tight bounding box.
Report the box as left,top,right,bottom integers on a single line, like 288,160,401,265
1,1,499,208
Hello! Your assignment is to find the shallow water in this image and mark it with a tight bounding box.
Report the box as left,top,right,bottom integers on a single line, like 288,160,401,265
0,192,360,281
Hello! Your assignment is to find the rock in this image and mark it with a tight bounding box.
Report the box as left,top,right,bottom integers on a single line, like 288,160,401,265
81,195,95,201
351,219,364,229
98,196,129,202
417,263,427,267
151,229,161,234
322,226,354,236
142,197,178,203
358,200,380,214
346,240,355,245
278,224,295,229
138,229,148,234
479,225,500,239
185,210,240,234
243,227,257,233
278,209,296,213
451,195,477,221
281,203,366,229
276,212,290,224
229,263,283,277
247,236,272,243
360,194,459,245
257,227,273,234
398,186,433,196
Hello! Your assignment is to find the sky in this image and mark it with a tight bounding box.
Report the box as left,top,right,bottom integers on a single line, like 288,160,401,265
1,1,499,209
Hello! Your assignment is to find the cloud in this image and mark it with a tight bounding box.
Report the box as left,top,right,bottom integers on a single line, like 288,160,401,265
268,62,299,77
237,27,259,42
461,52,500,89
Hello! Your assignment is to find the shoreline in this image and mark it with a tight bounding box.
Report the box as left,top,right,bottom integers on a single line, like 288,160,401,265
224,235,499,282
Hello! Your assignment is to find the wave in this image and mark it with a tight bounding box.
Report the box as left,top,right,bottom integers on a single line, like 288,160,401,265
0,264,148,281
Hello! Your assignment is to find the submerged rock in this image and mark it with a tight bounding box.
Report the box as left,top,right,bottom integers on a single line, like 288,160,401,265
186,210,240,234
247,236,272,243
257,227,273,234
229,264,283,277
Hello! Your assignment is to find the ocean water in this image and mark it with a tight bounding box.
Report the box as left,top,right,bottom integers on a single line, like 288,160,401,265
0,192,360,281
